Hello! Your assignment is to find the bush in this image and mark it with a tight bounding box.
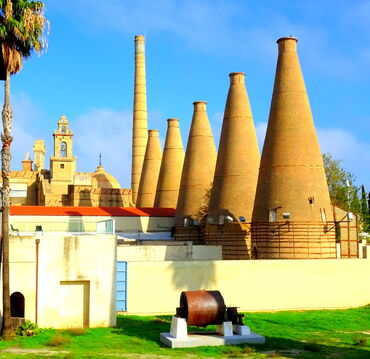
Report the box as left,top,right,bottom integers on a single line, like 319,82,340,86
221,346,242,357
353,338,367,346
241,345,255,354
16,320,40,337
47,334,71,347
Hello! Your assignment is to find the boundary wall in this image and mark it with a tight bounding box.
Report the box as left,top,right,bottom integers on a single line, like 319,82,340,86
126,258,370,315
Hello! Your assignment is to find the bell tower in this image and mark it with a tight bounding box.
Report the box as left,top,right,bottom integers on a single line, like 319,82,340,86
50,115,76,184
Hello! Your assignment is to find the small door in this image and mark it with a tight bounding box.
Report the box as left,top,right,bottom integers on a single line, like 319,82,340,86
59,281,90,328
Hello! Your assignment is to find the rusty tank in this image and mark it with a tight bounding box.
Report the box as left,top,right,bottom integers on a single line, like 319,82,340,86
176,290,243,327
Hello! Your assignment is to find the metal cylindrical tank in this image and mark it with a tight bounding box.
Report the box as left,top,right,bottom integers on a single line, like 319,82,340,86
177,290,226,327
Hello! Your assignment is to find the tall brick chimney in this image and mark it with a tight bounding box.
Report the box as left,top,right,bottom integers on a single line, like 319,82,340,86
154,118,184,208
251,37,335,259
131,35,148,204
175,101,216,227
208,72,260,223
136,130,162,207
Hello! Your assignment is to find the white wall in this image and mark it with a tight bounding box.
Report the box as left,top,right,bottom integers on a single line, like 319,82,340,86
8,234,116,328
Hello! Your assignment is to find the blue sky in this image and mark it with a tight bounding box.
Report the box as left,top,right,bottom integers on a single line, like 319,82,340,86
4,0,370,189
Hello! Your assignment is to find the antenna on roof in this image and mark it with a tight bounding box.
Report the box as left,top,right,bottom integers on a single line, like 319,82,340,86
99,153,102,166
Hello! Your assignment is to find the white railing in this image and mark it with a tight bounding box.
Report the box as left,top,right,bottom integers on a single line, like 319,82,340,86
96,219,115,234
10,218,116,235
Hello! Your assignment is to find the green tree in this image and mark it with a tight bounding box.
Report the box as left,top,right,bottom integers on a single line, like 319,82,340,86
0,0,48,336
322,153,360,213
361,185,370,233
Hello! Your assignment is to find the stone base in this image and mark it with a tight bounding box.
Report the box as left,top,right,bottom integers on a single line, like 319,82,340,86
160,331,265,348
233,325,251,335
170,316,187,339
216,321,233,336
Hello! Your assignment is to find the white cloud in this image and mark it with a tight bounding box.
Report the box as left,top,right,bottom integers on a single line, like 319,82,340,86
348,0,370,28
8,93,48,171
49,0,360,75
51,0,238,52
317,127,370,187
73,108,133,188
254,121,370,188
7,95,133,188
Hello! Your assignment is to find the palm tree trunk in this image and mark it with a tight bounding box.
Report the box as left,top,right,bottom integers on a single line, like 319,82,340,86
1,71,12,336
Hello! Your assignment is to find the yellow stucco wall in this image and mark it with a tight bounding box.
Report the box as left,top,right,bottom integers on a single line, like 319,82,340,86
126,258,370,315
8,234,116,328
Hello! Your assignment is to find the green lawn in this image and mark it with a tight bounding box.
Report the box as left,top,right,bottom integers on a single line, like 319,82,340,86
0,306,368,358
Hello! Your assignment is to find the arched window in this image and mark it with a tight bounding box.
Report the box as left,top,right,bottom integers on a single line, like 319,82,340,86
10,292,25,317
61,125,67,134
60,142,67,157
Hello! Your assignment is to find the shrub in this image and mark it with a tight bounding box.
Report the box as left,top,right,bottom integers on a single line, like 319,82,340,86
241,345,255,354
353,338,367,346
221,346,242,357
16,320,40,337
47,334,71,347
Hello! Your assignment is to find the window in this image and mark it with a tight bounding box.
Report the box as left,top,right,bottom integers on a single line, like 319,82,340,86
60,142,67,157
60,164,65,169
117,261,127,311
320,208,327,221
269,209,277,222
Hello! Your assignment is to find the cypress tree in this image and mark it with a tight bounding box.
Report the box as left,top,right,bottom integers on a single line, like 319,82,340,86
360,185,369,232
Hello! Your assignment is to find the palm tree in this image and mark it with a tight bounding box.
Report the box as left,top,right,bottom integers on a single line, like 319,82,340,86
0,0,47,336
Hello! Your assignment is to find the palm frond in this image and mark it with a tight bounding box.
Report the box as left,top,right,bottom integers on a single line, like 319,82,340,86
1,41,21,73
0,0,48,74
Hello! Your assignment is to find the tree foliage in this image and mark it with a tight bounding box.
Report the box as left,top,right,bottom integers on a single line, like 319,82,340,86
322,153,361,214
361,185,370,233
0,0,48,74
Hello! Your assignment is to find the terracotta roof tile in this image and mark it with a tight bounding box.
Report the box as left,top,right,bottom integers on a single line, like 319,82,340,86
10,206,175,217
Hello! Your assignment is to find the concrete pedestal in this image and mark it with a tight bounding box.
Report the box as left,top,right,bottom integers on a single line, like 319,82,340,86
160,331,265,348
161,318,265,348
170,316,188,339
233,325,251,335
216,321,233,336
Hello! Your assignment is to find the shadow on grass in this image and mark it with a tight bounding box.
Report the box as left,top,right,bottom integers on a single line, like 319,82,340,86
260,336,369,359
114,315,172,343
114,316,369,358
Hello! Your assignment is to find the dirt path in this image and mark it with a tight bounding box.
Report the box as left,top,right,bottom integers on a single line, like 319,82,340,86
2,348,70,356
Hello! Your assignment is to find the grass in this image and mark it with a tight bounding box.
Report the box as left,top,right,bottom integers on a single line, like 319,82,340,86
0,306,367,358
